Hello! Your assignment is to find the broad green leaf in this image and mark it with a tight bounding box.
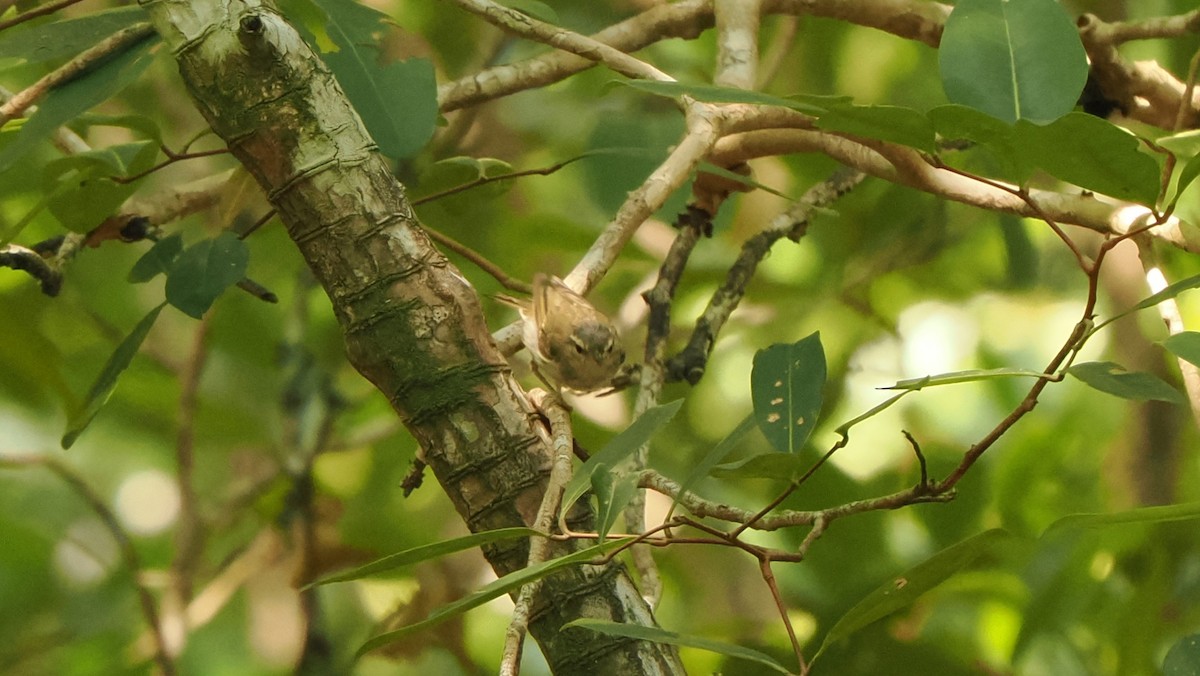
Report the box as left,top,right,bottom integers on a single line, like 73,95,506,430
0,6,149,63
751,333,826,453
1013,114,1160,206
413,156,517,204
564,619,791,674
592,467,640,540
307,527,539,588
357,537,635,655
76,112,164,145
1163,332,1200,368
62,303,166,449
165,232,250,319
616,79,839,115
1067,361,1185,404
939,0,1087,123
886,367,1049,391
311,0,437,159
811,529,1015,665
1164,634,1200,676
817,103,936,153
1044,501,1200,535
0,32,157,173
669,414,757,516
45,140,159,232
128,234,184,283
1170,153,1200,209
561,399,683,514
710,453,808,480
928,104,1032,182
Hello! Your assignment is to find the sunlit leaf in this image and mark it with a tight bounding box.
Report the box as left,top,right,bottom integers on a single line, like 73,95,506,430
811,529,1015,665
886,367,1049,391
564,619,791,674
710,453,808,480
939,0,1087,123
616,79,837,115
357,538,634,655
561,400,682,514
1013,114,1160,205
751,333,826,453
670,414,757,516
1163,332,1200,368
1044,501,1200,535
1067,361,1185,404
592,467,639,540
307,527,539,588
62,303,166,449
818,103,936,153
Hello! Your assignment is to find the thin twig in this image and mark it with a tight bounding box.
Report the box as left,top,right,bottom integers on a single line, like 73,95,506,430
0,0,84,32
0,23,156,124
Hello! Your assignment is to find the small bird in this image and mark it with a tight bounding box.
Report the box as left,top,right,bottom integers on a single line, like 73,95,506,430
497,274,625,393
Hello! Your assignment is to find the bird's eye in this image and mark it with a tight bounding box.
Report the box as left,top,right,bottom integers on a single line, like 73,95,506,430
570,336,586,354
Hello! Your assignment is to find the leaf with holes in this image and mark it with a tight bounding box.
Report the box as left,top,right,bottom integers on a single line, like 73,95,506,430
751,333,826,454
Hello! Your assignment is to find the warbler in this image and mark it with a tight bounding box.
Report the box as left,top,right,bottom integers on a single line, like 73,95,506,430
497,274,625,393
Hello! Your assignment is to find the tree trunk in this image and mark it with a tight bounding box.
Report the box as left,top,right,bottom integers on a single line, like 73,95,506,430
137,1,684,673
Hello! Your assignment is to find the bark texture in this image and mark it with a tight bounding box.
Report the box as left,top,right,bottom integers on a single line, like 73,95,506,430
137,1,683,673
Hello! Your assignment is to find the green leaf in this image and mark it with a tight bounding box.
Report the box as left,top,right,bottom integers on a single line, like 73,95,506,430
1164,634,1200,676
817,103,936,153
561,399,683,514
615,79,839,115
751,333,826,453
1043,501,1200,536
0,6,149,64
128,234,184,283
833,392,912,436
710,453,808,480
1163,332,1200,368
592,467,640,540
669,414,757,515
0,31,157,173
165,232,250,319
62,303,166,449
1067,361,1185,405
696,162,791,200
939,0,1087,123
886,367,1049,391
357,537,635,655
928,104,1032,182
310,0,437,159
811,529,1015,665
564,619,792,674
1013,114,1160,206
1129,273,1200,314
307,527,539,588
44,140,159,232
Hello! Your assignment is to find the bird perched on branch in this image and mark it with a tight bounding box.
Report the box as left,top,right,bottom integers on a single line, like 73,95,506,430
497,274,625,393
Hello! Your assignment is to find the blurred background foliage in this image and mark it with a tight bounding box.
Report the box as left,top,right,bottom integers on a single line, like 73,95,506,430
3,0,1200,674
